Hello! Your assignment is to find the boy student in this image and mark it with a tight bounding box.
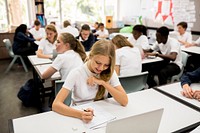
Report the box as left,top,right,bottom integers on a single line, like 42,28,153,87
52,40,128,123
76,24,95,51
180,67,200,101
60,20,79,37
146,26,182,87
42,33,86,81
94,23,109,39
29,19,46,41
170,21,192,45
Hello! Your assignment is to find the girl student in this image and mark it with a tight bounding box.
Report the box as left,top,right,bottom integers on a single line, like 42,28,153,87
36,24,58,59
52,39,128,123
42,32,86,81
112,34,142,76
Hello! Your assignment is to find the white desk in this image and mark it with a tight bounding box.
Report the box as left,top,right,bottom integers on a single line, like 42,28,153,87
181,46,200,55
155,82,200,111
28,55,52,66
142,57,163,64
10,89,200,133
34,64,61,80
109,33,132,39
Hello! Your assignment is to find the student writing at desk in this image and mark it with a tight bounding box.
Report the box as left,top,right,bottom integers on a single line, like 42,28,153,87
94,23,109,39
180,67,200,101
52,40,128,123
36,25,58,59
111,34,142,76
42,33,86,81
146,26,182,87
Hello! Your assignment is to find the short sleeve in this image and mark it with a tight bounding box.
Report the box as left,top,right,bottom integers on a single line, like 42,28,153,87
62,69,78,91
38,39,46,50
51,55,63,71
170,39,180,53
109,71,121,87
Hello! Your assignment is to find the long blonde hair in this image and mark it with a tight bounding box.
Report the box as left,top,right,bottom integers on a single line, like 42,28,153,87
89,40,116,101
111,34,133,48
45,24,58,43
60,32,86,61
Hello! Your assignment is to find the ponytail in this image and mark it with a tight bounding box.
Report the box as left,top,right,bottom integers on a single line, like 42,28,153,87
74,39,87,61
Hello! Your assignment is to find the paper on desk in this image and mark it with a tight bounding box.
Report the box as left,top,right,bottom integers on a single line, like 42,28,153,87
73,102,116,130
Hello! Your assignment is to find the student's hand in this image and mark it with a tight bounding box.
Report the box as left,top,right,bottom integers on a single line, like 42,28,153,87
87,76,104,86
145,52,156,57
81,108,94,123
181,84,194,98
193,90,200,101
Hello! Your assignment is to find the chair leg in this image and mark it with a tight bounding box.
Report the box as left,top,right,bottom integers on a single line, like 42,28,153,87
5,56,18,73
19,56,28,72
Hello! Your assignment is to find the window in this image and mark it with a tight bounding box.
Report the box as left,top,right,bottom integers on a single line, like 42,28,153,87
0,0,8,32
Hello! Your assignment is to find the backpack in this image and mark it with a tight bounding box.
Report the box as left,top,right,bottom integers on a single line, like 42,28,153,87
17,79,41,107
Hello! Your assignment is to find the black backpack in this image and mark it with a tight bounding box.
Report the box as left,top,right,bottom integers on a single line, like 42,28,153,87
17,79,41,107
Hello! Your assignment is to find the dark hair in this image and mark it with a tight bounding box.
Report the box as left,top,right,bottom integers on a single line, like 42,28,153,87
133,25,147,36
98,23,104,27
60,33,86,61
177,22,187,29
14,24,27,38
81,24,90,31
34,20,41,26
63,20,71,28
157,26,169,36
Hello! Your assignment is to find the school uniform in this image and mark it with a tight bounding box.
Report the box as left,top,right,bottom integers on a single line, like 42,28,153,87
148,37,182,86
63,63,120,105
38,38,56,54
116,46,142,76
128,35,150,50
170,31,192,45
95,28,109,37
76,33,95,51
60,26,79,37
29,28,46,40
51,50,83,81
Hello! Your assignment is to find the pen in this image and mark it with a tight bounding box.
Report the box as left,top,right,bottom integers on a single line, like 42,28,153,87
83,109,95,116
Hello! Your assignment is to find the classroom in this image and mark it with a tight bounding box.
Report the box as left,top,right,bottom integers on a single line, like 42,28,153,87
0,0,200,133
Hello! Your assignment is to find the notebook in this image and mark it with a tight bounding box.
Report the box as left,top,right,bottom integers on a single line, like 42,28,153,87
106,108,164,133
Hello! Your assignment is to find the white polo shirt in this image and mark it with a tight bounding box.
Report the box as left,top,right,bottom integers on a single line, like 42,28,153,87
63,63,121,105
116,46,142,76
60,26,79,37
151,37,183,69
29,28,46,40
52,50,83,81
38,38,56,54
95,29,109,37
128,35,150,50
170,31,192,45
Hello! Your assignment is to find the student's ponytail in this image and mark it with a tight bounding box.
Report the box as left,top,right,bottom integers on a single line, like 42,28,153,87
74,39,87,61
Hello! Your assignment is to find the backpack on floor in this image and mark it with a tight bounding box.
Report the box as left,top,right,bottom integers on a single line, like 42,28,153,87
17,79,41,107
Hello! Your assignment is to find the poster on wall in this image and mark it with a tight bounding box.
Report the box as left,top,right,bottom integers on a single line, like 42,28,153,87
141,0,196,31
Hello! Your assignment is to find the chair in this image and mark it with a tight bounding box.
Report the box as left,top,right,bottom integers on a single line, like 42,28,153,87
3,39,28,73
55,80,71,106
170,51,189,83
118,71,148,94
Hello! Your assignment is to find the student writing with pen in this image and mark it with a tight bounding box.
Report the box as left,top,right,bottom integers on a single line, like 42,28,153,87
52,40,128,123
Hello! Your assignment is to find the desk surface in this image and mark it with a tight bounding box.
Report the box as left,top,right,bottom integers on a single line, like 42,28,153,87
155,82,200,111
34,64,61,80
181,46,200,55
28,55,52,66
11,89,200,133
142,57,163,64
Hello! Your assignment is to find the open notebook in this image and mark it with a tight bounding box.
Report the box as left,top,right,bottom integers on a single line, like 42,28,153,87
106,108,164,133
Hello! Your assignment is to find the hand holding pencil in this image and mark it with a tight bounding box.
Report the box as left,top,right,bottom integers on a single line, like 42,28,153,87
81,108,94,123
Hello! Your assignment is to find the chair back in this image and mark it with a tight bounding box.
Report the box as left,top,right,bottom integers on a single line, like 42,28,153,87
181,51,189,67
55,80,71,106
3,39,15,57
119,71,148,94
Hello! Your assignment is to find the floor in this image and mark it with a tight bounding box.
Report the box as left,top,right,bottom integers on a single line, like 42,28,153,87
0,59,46,133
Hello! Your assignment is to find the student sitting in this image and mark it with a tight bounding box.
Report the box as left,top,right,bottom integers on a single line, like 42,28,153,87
184,37,200,47
92,22,99,34
76,24,95,51
180,67,200,101
42,33,86,81
146,26,182,87
29,19,46,41
36,25,58,59
13,24,38,56
111,35,142,76
128,25,149,59
170,21,192,45
60,20,79,37
94,23,109,39
52,40,128,122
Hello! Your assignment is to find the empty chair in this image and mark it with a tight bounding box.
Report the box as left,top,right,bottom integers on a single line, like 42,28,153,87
119,71,148,94
3,39,28,73
170,51,189,83
55,80,71,106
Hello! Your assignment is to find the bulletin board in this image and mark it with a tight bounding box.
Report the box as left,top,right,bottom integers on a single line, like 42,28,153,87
140,0,200,32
